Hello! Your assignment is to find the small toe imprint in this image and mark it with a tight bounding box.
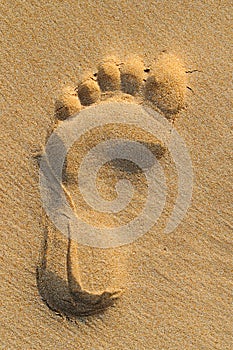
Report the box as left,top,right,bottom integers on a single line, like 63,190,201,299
97,56,121,92
120,56,145,95
77,77,101,106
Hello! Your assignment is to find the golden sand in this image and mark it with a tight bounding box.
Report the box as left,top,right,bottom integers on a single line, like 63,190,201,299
1,1,232,349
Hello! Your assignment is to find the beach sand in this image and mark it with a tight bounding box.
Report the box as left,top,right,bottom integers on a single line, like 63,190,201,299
1,1,232,349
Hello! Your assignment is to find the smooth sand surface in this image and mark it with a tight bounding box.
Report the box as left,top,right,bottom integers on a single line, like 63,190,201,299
1,1,232,349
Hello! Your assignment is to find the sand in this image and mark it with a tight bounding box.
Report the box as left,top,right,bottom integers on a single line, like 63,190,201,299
1,0,232,349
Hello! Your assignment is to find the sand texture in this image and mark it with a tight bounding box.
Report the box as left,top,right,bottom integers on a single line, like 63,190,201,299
1,0,232,349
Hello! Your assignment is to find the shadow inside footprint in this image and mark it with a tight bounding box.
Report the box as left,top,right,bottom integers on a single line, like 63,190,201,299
55,99,71,121
121,73,141,95
36,268,78,317
55,86,81,120
104,140,166,175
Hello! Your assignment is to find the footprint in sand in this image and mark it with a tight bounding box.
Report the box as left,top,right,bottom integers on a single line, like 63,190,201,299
37,53,188,317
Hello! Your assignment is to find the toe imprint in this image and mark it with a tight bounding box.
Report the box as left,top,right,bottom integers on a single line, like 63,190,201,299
97,56,121,92
145,53,187,115
56,52,188,120
120,56,145,95
77,77,101,106
56,86,81,120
